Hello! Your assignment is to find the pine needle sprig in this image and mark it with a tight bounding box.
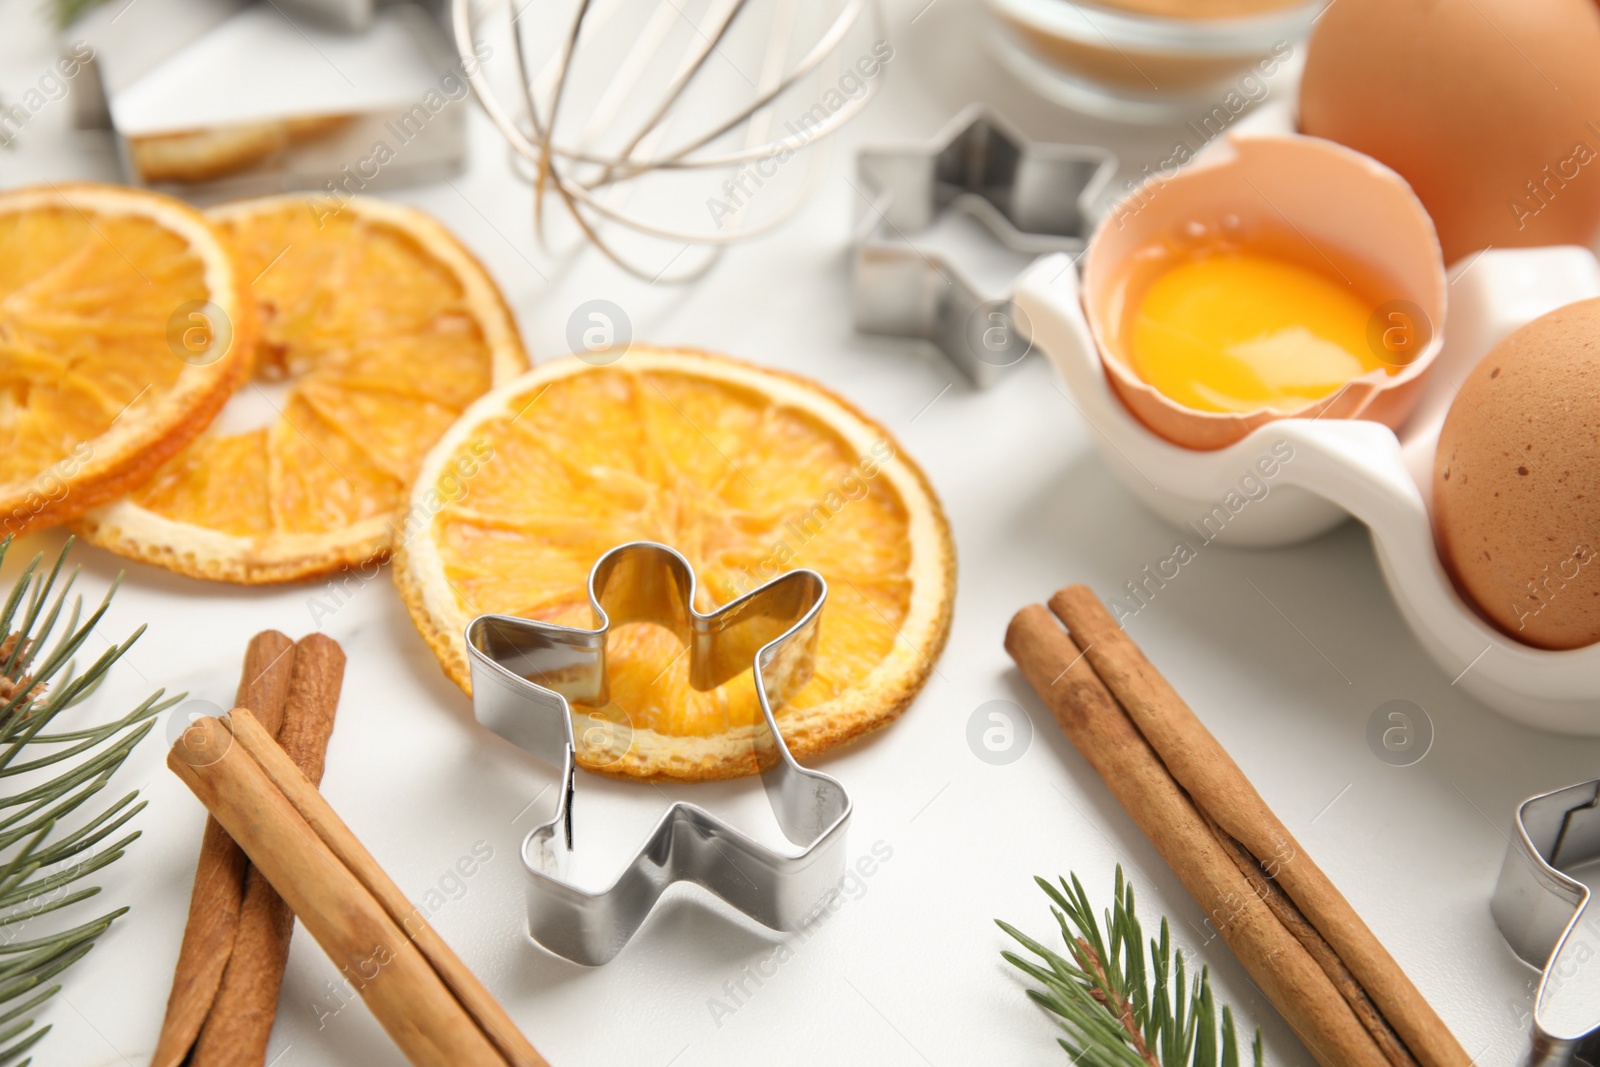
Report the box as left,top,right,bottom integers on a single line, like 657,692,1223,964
999,866,1265,1067
0,537,175,1066
50,0,112,28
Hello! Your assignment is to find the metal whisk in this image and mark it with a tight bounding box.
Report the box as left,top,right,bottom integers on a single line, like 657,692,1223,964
454,0,885,281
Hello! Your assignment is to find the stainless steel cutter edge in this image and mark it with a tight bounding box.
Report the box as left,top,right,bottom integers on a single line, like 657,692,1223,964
465,541,852,966
852,104,1116,387
1492,778,1600,1067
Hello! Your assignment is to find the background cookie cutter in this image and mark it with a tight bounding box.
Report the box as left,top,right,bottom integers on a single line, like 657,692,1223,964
465,541,852,966
70,0,464,198
851,104,1115,388
1491,779,1600,1067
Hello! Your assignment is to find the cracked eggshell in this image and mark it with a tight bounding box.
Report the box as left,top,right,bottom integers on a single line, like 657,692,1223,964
1081,133,1448,452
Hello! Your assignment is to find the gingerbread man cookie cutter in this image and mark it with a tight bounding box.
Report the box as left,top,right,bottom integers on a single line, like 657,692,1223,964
465,541,851,965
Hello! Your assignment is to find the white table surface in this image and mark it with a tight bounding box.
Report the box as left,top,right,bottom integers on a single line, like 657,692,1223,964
2,0,1594,1064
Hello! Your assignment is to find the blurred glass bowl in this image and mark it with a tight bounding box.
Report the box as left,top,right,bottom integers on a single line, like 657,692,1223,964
985,0,1323,123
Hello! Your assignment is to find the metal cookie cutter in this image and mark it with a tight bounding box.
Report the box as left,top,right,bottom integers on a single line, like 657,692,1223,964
852,105,1115,388
465,542,851,965
1492,779,1600,1067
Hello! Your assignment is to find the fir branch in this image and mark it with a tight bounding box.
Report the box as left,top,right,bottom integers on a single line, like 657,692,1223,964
999,866,1265,1067
50,0,112,28
0,537,169,1066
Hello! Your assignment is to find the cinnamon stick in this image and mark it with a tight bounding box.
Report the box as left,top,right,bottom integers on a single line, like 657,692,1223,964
1048,586,1469,1067
154,631,296,1067
1005,604,1386,1067
192,633,346,1066
224,703,548,1067
1206,813,1415,1067
170,713,522,1067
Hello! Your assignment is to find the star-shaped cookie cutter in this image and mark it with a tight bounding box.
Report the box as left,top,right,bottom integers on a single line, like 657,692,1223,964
852,105,1115,388
465,541,851,966
1491,778,1599,1067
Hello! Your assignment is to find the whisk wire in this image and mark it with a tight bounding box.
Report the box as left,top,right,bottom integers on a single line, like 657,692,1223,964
454,0,882,279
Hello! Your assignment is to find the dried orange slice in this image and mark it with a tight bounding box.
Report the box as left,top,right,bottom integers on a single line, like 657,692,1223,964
76,195,529,583
0,182,254,538
393,347,956,781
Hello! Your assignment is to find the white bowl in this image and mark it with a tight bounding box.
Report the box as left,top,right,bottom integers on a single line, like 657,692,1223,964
1015,244,1600,734
984,0,1321,124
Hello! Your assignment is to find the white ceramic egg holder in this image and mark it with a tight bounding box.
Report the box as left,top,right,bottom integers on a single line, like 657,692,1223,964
1016,245,1600,735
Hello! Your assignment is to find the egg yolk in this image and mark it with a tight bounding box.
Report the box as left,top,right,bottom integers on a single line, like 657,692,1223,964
1127,249,1383,414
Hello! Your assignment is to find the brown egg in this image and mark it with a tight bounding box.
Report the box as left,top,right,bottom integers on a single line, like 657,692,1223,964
1433,299,1600,650
1300,0,1600,264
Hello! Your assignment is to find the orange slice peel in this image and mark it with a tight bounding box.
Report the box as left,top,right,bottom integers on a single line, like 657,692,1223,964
0,182,256,539
75,194,529,583
393,347,956,781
